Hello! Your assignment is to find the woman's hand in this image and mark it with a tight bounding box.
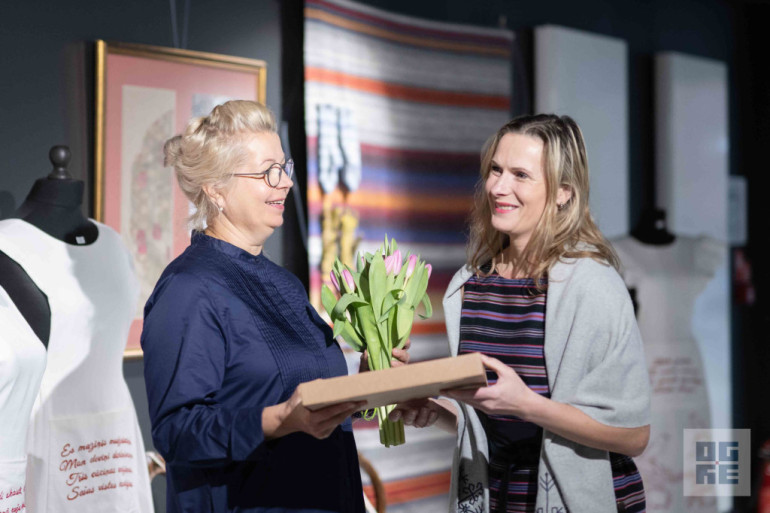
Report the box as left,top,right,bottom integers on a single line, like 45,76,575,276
389,398,440,428
263,389,365,440
359,338,411,372
388,397,458,434
444,354,650,457
442,354,537,419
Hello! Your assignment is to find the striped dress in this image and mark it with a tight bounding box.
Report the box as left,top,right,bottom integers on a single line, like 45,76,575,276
458,270,646,513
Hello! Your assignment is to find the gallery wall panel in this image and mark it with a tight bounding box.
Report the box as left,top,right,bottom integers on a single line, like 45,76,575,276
535,25,629,238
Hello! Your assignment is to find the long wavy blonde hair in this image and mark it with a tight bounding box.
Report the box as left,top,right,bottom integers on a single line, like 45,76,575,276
467,114,619,284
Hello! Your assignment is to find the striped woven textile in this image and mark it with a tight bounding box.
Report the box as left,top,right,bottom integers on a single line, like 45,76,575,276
304,1,513,509
304,0,513,337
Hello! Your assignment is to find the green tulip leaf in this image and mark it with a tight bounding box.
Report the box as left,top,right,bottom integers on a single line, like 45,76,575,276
338,320,364,352
368,250,387,318
396,305,414,341
332,318,344,338
411,264,430,308
321,284,337,317
378,289,405,323
418,292,433,320
404,262,425,305
332,293,367,320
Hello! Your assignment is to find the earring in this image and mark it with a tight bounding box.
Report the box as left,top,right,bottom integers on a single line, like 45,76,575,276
218,205,224,212
557,203,565,211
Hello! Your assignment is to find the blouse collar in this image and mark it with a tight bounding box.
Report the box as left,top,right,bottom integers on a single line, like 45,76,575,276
191,231,265,265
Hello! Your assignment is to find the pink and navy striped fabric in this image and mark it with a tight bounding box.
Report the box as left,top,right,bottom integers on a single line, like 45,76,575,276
458,271,646,513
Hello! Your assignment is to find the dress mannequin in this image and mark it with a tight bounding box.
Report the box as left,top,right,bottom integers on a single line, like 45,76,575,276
612,212,723,513
15,146,98,245
0,146,97,346
630,208,675,246
0,146,154,513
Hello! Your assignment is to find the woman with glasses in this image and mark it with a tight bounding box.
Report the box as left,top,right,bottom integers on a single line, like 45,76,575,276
141,100,369,513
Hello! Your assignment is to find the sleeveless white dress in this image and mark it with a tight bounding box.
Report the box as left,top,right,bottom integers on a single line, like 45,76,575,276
0,219,153,513
613,235,724,513
0,283,47,513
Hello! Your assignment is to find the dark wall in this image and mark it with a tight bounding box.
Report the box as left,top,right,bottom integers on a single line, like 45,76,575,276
734,4,770,509
0,0,282,218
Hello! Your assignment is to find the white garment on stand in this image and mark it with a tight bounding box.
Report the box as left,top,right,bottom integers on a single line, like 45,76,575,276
0,285,47,513
0,219,153,513
613,235,725,513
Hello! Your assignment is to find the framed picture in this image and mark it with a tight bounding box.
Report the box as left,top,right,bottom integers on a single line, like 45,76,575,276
94,40,267,358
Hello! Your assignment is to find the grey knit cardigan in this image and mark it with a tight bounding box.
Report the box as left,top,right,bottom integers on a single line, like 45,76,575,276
443,256,651,513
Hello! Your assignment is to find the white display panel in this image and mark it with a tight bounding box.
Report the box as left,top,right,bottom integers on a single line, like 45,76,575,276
656,53,729,239
535,25,629,238
656,52,731,512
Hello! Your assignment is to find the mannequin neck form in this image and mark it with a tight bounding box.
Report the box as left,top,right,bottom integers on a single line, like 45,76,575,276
631,208,675,246
15,178,98,245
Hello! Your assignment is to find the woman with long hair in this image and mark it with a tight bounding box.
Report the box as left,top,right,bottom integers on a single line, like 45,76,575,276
393,114,651,512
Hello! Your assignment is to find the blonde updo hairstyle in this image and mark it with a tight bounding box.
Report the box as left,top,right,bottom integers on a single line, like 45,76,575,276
163,100,278,231
468,114,619,284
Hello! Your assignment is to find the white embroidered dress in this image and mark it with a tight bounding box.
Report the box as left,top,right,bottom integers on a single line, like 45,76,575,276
0,219,153,513
613,235,724,513
0,275,47,513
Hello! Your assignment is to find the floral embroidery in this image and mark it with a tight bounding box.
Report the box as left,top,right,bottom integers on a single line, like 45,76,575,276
458,468,483,513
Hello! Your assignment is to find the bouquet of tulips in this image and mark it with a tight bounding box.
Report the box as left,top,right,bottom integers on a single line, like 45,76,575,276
321,235,432,447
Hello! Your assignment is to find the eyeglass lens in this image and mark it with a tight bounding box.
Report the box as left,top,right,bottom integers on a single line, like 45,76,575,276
266,160,294,187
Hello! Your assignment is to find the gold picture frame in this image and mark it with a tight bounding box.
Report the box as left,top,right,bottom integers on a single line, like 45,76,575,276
94,40,267,358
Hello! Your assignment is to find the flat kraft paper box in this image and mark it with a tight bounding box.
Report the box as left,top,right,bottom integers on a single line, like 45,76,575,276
298,352,488,411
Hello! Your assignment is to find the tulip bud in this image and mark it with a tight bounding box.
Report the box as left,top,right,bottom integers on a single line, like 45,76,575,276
425,264,432,279
384,254,396,275
330,271,340,292
342,269,356,292
392,250,403,275
405,255,418,280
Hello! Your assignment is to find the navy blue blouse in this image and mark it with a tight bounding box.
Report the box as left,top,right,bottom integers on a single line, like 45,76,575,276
141,232,365,513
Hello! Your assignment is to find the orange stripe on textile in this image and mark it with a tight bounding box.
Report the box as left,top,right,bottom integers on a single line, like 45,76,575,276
408,322,446,335
305,7,511,58
363,470,452,505
307,185,473,214
305,66,510,110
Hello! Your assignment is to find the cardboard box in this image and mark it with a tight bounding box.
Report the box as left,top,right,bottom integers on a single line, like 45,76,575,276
298,352,488,411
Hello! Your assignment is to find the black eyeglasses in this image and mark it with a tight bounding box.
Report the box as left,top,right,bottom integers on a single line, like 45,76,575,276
233,159,294,188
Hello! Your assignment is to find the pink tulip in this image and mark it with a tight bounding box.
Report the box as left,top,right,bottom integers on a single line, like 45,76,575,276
330,271,340,292
405,255,418,280
425,264,433,279
384,254,396,275
342,269,356,292
392,250,403,275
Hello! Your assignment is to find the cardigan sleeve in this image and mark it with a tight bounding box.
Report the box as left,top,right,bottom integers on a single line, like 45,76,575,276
554,259,652,429
141,271,270,467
